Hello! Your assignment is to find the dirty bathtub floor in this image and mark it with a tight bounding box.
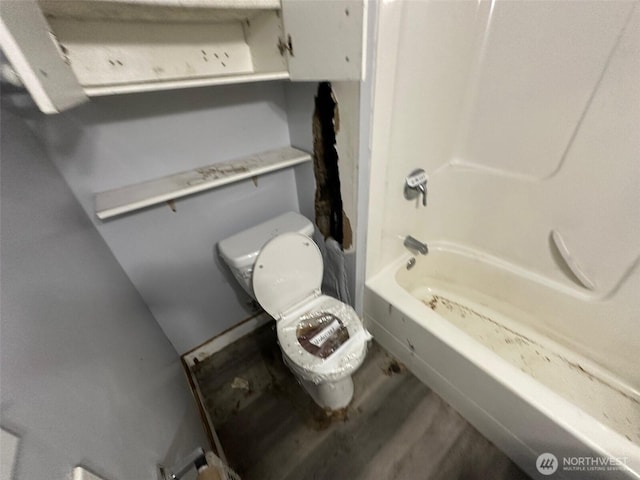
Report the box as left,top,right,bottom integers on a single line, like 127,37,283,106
193,322,530,480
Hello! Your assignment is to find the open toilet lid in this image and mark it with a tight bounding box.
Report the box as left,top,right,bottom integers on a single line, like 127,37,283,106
253,232,323,319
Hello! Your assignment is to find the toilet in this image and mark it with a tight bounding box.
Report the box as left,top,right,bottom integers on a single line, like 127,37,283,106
218,212,371,410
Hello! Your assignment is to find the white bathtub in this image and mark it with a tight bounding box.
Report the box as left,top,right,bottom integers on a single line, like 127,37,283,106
364,245,640,479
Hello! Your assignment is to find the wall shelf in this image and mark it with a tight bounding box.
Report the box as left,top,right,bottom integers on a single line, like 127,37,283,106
95,146,311,220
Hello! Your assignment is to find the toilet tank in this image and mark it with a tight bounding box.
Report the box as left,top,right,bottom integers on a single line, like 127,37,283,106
218,212,315,296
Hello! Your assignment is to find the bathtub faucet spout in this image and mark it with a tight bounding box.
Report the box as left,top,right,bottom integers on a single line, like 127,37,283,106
404,235,428,255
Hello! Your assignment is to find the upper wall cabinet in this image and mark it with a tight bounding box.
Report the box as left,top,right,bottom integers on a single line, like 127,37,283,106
0,0,366,114
281,0,365,81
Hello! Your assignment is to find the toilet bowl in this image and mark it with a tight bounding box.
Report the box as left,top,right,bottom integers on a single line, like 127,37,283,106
218,213,371,410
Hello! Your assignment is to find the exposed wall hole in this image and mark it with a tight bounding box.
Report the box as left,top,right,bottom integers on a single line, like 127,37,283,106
312,82,353,250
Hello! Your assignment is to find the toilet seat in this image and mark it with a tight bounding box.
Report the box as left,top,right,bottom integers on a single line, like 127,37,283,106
278,295,370,383
253,233,371,383
253,232,324,320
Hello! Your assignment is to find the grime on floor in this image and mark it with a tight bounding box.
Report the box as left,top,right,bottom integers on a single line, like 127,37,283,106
193,323,530,480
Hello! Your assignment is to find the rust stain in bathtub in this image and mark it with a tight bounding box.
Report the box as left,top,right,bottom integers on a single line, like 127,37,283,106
424,295,535,348
425,295,494,324
504,336,530,347
566,362,640,406
423,294,640,408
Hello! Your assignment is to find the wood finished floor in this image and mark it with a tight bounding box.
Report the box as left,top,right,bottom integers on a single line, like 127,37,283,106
193,323,530,480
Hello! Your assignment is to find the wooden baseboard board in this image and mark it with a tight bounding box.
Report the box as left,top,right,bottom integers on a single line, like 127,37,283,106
182,312,272,368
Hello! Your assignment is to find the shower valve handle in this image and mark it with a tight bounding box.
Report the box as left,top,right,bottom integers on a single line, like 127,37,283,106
404,169,428,206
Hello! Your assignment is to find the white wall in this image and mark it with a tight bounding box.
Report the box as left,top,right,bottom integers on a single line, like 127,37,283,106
0,106,207,480
30,82,301,354
367,1,639,385
284,82,317,222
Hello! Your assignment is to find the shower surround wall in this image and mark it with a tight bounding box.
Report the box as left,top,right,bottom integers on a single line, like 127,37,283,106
367,0,639,409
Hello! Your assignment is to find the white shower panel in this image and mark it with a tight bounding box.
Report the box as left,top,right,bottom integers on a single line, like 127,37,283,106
367,2,640,467
453,1,633,180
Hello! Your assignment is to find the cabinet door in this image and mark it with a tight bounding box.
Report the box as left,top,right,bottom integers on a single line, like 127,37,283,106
0,0,86,113
282,0,366,81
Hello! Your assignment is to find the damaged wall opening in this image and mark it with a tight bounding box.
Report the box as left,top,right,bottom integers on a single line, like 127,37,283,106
313,81,353,251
